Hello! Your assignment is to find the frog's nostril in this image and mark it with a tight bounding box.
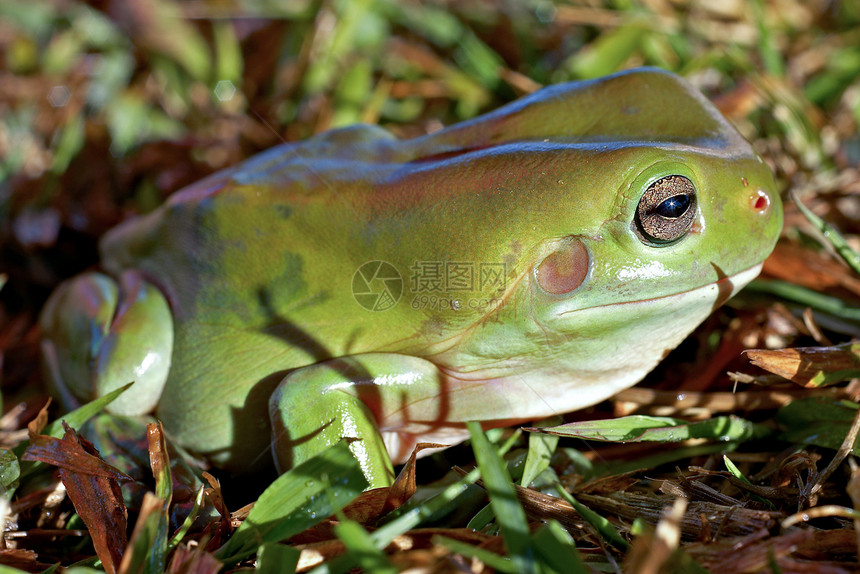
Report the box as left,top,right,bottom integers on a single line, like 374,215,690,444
750,189,770,213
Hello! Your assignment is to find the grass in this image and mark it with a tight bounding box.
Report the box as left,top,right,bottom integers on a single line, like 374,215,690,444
1,0,860,571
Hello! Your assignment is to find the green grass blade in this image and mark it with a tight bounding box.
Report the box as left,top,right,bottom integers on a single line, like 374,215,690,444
521,422,560,487
724,454,774,508
467,421,536,574
311,468,481,574
531,520,588,574
778,397,860,450
533,414,769,443
121,493,169,574
435,536,518,572
314,431,526,574
569,18,649,79
334,520,397,574
0,450,20,496
590,442,740,479
792,191,860,275
212,20,242,87
167,485,205,551
750,0,785,76
256,542,300,574
216,441,367,563
465,502,496,532
554,484,629,551
43,383,135,438
745,280,860,321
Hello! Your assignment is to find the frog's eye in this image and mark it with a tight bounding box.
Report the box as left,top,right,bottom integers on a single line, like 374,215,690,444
634,175,697,244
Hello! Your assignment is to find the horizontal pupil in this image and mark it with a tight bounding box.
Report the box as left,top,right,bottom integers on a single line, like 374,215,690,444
654,194,691,218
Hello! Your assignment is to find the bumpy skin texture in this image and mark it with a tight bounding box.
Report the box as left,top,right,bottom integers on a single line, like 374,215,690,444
41,68,782,485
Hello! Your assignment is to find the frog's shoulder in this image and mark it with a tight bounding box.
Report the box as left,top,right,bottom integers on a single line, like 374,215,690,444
99,124,402,270
230,124,412,191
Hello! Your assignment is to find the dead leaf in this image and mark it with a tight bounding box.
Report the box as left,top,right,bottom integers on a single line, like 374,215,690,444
744,343,860,387
22,423,130,574
146,422,170,484
25,399,51,438
381,442,444,515
167,542,222,574
623,498,686,574
201,472,231,551
763,242,860,299
0,548,54,572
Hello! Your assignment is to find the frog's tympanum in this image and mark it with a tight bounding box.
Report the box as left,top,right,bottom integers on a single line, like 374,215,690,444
40,68,782,487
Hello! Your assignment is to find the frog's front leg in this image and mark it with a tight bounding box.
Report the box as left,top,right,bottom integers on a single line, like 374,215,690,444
270,353,517,488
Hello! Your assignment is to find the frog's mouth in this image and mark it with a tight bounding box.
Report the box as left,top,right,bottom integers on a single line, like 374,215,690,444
557,262,763,318
626,262,763,312
709,262,764,309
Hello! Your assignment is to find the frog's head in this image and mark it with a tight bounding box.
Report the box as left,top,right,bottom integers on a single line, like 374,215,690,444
443,69,781,408
507,142,779,407
527,144,780,332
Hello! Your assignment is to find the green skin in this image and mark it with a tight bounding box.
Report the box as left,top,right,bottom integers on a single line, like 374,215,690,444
40,68,782,487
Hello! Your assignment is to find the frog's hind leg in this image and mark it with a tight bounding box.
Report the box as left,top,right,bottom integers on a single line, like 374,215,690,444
40,270,174,416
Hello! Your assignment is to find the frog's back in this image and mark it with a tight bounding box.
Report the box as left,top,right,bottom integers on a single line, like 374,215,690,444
409,66,744,153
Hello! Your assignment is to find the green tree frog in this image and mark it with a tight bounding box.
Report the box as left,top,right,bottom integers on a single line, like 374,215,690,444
40,68,782,487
